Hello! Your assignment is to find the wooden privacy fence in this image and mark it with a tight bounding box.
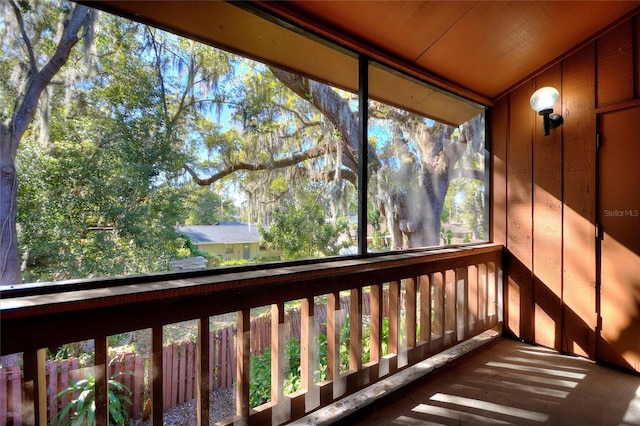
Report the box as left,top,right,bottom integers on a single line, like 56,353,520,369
0,327,237,425
0,295,383,425
0,244,503,425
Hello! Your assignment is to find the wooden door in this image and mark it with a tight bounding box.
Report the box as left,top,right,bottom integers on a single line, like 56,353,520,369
597,106,640,372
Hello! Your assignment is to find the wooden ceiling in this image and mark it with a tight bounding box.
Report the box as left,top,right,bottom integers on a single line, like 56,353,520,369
88,1,639,114
259,1,640,100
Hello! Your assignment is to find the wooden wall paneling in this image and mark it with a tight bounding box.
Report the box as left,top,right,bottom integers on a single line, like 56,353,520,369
635,15,640,100
532,64,564,350
491,96,508,246
561,43,597,358
506,83,534,341
596,20,634,108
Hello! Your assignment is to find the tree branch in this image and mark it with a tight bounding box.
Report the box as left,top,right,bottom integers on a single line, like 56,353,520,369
9,4,89,154
270,67,359,171
185,142,334,186
450,167,484,181
9,0,37,76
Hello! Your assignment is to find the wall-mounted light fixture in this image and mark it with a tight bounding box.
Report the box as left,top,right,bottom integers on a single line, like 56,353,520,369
530,86,563,136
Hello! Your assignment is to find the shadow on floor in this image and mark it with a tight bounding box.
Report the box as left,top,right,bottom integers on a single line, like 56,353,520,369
339,338,640,425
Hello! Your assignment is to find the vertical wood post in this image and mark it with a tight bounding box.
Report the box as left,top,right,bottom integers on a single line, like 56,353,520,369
22,349,46,425
94,336,108,426
152,325,163,425
349,288,362,372
456,267,468,341
326,292,339,381
388,280,400,372
369,284,382,362
271,302,289,423
419,275,431,343
432,272,444,341
300,296,318,412
445,270,456,345
405,278,417,349
197,317,210,426
237,309,250,422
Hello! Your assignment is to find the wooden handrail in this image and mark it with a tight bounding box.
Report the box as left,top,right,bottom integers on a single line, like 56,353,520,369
0,243,503,425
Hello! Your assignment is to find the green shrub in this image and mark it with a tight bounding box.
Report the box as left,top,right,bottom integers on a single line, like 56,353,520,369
55,372,132,426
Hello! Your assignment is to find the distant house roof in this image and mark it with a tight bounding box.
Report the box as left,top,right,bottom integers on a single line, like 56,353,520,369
177,222,264,245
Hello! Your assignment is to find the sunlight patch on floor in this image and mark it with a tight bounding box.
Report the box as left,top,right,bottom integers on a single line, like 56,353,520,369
474,367,580,388
485,361,587,379
391,415,445,425
412,403,514,424
621,384,640,425
462,376,570,398
429,393,549,422
502,355,589,371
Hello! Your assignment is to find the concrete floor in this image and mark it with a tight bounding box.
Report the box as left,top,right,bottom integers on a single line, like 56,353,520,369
339,338,640,425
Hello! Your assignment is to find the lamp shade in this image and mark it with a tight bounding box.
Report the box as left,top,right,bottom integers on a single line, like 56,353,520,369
530,86,560,112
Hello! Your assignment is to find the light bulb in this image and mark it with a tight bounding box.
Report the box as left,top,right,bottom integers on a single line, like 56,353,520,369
530,86,560,113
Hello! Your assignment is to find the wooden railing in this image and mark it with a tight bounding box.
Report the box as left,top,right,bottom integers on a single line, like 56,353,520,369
0,243,503,425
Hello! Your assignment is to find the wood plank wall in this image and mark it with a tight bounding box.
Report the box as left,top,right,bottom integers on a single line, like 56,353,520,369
491,13,640,359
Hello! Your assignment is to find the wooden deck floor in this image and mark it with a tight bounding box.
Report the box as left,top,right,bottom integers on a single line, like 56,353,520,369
337,338,640,425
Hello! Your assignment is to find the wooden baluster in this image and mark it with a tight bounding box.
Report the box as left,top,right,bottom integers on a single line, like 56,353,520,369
349,287,362,372
152,325,164,425
348,287,363,391
369,284,382,364
326,291,345,400
271,302,287,423
478,263,488,329
237,309,250,423
456,267,468,341
388,280,400,373
444,270,456,346
326,292,338,382
197,317,210,426
488,261,498,326
419,275,431,345
468,265,479,335
405,278,417,353
300,296,318,413
432,272,444,349
94,336,108,426
22,348,46,425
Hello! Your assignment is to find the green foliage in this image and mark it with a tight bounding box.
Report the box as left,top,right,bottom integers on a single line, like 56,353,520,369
175,233,220,267
249,337,301,408
183,185,237,226
55,372,132,426
260,198,349,260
